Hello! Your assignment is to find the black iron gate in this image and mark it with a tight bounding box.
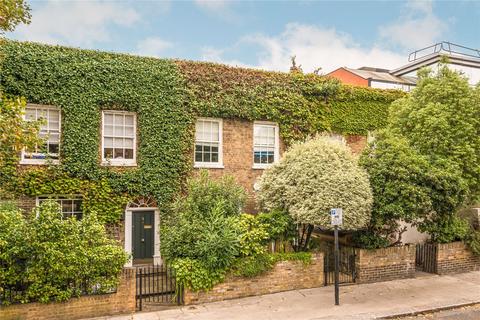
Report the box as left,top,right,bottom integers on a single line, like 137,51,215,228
415,243,437,273
323,243,356,285
135,264,183,311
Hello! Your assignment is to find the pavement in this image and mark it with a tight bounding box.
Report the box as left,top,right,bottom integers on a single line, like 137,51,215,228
87,271,480,320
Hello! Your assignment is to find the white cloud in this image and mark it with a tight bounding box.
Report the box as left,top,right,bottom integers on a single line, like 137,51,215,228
206,23,407,73
11,1,140,47
194,0,229,12
379,0,448,50
200,46,250,67
136,37,173,58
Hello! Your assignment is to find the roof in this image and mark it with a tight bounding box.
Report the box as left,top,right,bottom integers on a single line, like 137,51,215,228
342,67,417,85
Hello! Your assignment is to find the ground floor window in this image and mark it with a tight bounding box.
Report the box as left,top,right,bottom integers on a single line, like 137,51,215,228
37,196,83,219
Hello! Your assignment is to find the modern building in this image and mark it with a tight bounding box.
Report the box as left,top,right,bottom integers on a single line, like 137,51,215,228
328,42,480,91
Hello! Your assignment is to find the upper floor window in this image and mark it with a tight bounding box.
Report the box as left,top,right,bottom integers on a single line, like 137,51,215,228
102,111,136,166
253,122,279,169
21,104,61,164
37,195,83,220
194,118,223,168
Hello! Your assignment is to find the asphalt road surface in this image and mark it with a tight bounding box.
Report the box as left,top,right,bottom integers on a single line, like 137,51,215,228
395,304,480,320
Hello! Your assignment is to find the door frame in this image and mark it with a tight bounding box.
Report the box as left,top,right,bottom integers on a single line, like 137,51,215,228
124,207,161,267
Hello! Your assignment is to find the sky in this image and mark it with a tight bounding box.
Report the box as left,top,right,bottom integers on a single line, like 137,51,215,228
8,0,480,73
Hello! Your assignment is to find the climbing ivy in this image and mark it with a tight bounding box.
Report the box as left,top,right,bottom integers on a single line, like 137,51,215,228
0,40,404,221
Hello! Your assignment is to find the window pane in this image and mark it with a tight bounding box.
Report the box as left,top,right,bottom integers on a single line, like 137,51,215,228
104,137,113,147
104,148,113,158
114,114,123,125
195,152,202,162
125,115,134,125
62,200,73,213
204,152,211,162
104,125,114,135
124,138,133,148
48,143,59,155
254,152,261,164
25,108,36,121
211,152,218,162
124,149,134,159
210,122,219,142
114,138,124,148
104,113,114,125
114,148,124,159
125,126,134,137
114,126,124,136
49,110,59,122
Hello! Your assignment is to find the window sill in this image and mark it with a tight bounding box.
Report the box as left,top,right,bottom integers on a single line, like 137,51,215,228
252,164,274,170
194,163,224,169
20,159,60,165
101,161,137,167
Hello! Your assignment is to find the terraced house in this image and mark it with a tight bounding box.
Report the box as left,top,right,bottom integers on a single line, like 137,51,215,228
0,41,403,266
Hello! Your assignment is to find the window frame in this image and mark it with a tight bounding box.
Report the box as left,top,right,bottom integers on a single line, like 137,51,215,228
101,110,137,167
194,118,224,169
252,121,280,169
20,104,61,165
36,195,83,219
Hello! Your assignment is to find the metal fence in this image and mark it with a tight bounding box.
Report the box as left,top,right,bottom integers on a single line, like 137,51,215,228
323,242,356,286
135,264,183,311
415,243,437,273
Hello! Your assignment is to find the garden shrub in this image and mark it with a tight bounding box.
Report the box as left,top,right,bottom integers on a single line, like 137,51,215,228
231,252,312,278
466,229,480,256
257,209,296,243
258,135,373,230
0,201,127,305
360,64,480,245
237,213,269,257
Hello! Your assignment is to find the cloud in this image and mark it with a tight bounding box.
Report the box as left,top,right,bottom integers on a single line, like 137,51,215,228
136,37,173,58
200,46,251,67
11,1,140,47
379,0,448,50
194,0,229,12
205,23,407,73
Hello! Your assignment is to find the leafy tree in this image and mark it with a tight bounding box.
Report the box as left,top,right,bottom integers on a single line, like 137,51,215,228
0,201,127,304
258,135,373,249
361,64,480,244
0,0,31,34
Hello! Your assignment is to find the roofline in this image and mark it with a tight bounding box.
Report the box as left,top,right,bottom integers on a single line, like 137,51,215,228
391,53,480,76
327,67,368,80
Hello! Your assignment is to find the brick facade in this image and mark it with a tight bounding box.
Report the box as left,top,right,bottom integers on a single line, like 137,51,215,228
435,242,480,275
183,253,324,305
355,245,416,284
0,268,136,320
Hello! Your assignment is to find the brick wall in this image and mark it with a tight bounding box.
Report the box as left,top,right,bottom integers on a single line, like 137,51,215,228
346,135,367,155
0,268,136,320
436,242,480,275
16,195,37,213
183,253,324,305
355,245,416,284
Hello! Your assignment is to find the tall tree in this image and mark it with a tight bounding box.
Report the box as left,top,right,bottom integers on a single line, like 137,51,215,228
0,0,31,34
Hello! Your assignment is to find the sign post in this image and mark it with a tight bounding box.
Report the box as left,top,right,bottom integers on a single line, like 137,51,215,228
330,208,343,306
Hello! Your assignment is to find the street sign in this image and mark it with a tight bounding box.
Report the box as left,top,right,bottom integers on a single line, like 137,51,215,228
330,208,343,226
330,208,343,306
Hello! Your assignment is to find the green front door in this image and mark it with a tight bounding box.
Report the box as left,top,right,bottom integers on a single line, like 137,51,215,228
133,211,155,260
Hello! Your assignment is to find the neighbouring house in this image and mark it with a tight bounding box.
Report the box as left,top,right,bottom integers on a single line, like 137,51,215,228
0,40,403,266
328,42,480,91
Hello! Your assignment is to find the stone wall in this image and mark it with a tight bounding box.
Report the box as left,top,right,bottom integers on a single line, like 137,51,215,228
183,253,324,305
0,268,136,320
436,242,480,275
355,245,416,284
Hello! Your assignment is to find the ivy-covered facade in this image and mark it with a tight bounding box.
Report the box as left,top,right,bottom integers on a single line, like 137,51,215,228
0,40,404,265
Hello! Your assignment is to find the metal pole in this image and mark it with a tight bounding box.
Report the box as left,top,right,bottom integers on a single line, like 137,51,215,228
334,225,340,305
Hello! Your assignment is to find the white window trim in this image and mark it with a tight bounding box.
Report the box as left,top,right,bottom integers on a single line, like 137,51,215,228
20,104,61,165
252,121,280,170
35,195,83,218
194,118,224,169
101,110,137,167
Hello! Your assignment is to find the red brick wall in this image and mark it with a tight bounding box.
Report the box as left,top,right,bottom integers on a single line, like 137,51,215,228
183,253,324,305
346,135,367,155
327,68,369,87
0,268,136,320
436,242,480,275
355,245,416,283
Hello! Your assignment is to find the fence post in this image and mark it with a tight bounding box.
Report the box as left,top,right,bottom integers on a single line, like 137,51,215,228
139,268,143,311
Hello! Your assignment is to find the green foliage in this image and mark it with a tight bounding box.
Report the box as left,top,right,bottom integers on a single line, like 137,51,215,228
466,230,480,256
361,64,480,245
0,0,31,33
256,209,296,242
0,40,400,224
351,230,390,249
0,202,127,304
231,252,312,278
258,135,373,230
238,213,270,256
171,258,226,292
